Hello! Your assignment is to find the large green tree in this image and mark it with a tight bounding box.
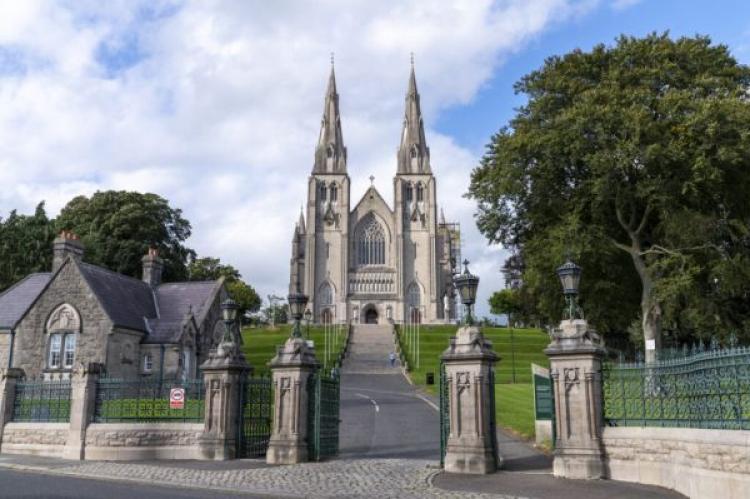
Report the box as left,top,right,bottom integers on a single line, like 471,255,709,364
187,256,262,316
56,191,195,281
0,203,55,291
469,34,750,357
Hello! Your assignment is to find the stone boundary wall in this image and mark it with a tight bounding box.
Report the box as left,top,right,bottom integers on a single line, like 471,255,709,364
603,426,750,499
1,422,68,457
85,423,204,460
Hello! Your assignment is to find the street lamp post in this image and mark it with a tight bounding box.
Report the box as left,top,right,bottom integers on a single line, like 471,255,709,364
287,292,309,339
304,309,312,339
556,258,583,320
454,259,480,325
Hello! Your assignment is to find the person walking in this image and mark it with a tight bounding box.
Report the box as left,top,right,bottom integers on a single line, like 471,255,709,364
389,351,396,368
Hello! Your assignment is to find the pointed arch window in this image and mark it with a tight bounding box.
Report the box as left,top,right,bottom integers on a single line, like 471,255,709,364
356,215,386,266
326,144,335,158
405,184,413,202
416,183,424,202
407,282,421,307
319,282,334,306
320,183,327,201
330,183,338,202
410,145,419,159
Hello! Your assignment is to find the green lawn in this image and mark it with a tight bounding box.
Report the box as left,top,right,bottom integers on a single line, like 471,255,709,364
396,325,549,440
241,323,348,374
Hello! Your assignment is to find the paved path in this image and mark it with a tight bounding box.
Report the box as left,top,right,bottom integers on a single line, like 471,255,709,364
339,324,440,459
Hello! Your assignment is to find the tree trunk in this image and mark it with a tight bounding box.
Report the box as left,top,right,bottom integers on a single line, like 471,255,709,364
628,244,661,363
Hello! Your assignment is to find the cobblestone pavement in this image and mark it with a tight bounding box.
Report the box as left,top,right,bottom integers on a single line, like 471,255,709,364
3,457,524,499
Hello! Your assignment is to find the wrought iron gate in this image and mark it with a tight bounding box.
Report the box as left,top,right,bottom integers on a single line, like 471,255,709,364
439,362,449,467
237,374,272,458
439,362,500,468
307,370,340,461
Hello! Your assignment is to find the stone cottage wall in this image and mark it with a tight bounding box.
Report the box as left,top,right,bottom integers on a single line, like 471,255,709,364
13,261,112,378
1,422,68,457
0,333,11,369
84,423,204,460
106,329,145,379
603,426,750,499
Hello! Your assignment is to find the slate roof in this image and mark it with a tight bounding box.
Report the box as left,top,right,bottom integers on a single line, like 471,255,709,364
78,263,157,332
144,281,221,343
0,273,52,329
0,260,222,345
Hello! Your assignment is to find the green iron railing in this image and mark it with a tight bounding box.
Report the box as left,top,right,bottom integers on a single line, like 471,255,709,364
12,378,71,423
307,370,340,461
93,378,204,423
238,374,272,458
603,342,750,430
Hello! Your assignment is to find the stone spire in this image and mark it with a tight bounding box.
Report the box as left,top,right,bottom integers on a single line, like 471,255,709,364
313,64,347,174
397,63,431,174
297,207,306,233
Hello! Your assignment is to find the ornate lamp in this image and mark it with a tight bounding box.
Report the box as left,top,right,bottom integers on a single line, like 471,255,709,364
221,298,239,344
454,259,480,325
556,258,583,319
287,292,309,338
304,308,312,338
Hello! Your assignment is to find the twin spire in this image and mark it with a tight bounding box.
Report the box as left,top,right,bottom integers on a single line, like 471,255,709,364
312,61,430,175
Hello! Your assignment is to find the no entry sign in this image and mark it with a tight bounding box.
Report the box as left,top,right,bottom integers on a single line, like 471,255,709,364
170,387,185,409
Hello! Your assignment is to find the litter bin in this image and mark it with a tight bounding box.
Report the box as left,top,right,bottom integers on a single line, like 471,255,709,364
426,372,435,385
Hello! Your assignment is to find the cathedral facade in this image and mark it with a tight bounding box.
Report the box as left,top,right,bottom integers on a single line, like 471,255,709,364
289,66,461,325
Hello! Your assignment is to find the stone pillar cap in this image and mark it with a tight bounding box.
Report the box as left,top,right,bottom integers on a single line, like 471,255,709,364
269,337,320,368
0,367,25,380
544,319,605,356
441,325,498,362
201,342,252,372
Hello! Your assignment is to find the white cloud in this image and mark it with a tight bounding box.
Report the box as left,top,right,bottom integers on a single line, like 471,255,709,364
0,0,596,317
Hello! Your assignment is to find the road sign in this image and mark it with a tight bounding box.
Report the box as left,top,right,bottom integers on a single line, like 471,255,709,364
170,387,185,409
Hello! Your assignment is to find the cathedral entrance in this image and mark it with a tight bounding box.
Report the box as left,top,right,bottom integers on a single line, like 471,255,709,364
363,306,378,324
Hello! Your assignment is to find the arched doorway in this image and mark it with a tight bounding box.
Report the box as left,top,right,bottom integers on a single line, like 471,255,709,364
364,306,378,324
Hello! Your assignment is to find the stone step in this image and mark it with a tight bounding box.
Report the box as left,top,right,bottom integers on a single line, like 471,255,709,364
342,323,401,373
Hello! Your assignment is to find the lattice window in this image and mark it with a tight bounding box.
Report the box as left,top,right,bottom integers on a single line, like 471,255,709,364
319,282,334,305
407,282,421,307
356,215,386,266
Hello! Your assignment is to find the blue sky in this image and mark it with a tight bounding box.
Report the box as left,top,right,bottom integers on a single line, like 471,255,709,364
0,1,748,320
439,0,750,153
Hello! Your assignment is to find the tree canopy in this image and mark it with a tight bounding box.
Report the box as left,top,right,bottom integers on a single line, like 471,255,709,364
0,203,55,291
56,191,195,281
469,34,750,355
187,256,261,316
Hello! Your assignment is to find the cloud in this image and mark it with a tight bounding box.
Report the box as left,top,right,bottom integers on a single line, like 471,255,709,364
0,0,596,318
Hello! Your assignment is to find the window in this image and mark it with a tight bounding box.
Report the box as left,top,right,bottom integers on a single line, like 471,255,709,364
319,282,334,306
405,184,413,202
48,334,62,368
330,183,338,202
143,353,153,372
63,334,76,368
416,183,424,202
320,183,327,201
356,215,386,266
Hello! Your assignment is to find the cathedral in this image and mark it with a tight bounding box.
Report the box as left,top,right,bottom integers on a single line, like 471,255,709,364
289,65,461,325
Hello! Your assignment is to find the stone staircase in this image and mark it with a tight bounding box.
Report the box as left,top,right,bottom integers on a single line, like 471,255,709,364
342,324,400,374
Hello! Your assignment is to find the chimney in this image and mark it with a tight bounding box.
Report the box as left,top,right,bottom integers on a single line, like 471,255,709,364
52,230,84,272
142,248,164,287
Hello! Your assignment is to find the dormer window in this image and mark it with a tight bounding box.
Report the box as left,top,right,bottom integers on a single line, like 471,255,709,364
326,144,334,159
410,145,418,158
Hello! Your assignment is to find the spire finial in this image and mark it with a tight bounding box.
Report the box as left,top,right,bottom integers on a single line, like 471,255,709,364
330,52,335,67
410,52,414,67
369,175,375,186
